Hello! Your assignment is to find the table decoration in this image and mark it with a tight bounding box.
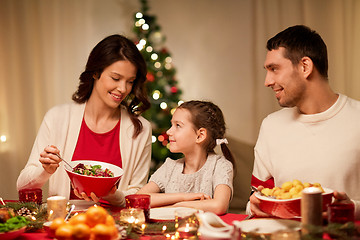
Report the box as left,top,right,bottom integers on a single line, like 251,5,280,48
18,188,42,204
46,196,67,221
0,201,47,232
174,208,199,239
125,194,151,222
197,212,233,239
119,208,146,225
270,229,301,239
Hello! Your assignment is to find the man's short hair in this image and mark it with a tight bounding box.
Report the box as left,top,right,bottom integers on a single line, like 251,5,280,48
266,25,328,78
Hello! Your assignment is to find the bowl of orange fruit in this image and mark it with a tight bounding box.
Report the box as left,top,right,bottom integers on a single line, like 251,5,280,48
46,205,119,240
255,180,333,219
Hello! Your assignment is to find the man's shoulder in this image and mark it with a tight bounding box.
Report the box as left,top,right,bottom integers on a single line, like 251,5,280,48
263,108,295,123
344,95,360,110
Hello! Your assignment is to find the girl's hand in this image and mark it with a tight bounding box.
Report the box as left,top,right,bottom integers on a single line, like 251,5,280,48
39,145,62,174
183,193,212,201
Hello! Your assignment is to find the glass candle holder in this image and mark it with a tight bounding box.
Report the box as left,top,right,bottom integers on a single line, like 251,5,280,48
47,196,67,221
125,194,150,222
175,208,199,239
270,230,301,240
119,208,146,226
328,202,355,224
18,188,42,204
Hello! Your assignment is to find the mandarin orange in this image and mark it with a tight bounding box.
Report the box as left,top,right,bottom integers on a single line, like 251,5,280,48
86,206,107,227
55,224,74,240
69,213,88,225
91,223,113,240
72,223,91,240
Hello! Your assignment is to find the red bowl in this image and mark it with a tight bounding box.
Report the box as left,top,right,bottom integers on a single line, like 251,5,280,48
256,187,333,219
65,160,123,198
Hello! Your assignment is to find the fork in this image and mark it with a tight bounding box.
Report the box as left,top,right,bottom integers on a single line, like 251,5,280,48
251,186,276,199
54,153,73,169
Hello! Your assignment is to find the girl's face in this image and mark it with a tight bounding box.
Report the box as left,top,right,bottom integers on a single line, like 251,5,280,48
92,60,137,109
166,108,199,154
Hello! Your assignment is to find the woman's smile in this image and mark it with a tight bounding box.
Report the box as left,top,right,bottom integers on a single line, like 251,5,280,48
109,92,122,102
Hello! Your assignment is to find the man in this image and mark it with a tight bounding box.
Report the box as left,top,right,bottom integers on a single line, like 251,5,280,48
248,25,360,219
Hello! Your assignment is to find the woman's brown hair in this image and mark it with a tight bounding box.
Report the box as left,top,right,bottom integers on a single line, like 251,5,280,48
72,34,150,138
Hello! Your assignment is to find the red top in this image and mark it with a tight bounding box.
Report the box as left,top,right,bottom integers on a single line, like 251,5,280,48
71,118,122,167
70,118,122,199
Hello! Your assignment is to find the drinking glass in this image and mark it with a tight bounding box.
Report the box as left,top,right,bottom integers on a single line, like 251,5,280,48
327,202,355,224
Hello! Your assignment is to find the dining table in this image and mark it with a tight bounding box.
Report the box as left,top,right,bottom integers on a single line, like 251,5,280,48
4,199,360,240
15,211,246,240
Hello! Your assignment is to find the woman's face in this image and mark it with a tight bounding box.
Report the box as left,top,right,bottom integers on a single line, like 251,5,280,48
92,60,137,109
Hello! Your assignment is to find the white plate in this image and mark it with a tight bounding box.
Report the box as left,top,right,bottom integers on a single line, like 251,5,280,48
150,207,202,221
233,218,301,234
68,200,95,212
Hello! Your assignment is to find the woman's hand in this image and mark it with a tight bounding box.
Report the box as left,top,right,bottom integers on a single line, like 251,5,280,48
249,185,271,217
39,145,62,174
73,185,117,203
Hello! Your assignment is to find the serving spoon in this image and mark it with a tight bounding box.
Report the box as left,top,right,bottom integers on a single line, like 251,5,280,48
54,153,73,169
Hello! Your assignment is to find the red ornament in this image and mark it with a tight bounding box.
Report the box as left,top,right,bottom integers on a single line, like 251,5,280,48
146,73,155,82
170,86,177,93
161,48,168,54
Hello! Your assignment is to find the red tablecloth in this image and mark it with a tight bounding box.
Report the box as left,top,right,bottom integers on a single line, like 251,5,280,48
16,213,247,240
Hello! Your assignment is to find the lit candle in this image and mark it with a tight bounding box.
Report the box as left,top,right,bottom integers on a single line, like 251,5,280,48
47,196,67,221
176,223,198,239
125,194,150,222
270,230,301,240
119,208,145,225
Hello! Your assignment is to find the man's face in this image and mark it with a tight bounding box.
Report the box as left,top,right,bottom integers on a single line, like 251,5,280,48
264,47,306,108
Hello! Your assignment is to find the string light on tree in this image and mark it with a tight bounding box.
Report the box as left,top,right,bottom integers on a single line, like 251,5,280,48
160,102,167,110
133,0,183,173
152,90,161,100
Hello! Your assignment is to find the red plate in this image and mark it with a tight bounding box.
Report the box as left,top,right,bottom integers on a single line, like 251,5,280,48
0,226,26,240
256,187,333,218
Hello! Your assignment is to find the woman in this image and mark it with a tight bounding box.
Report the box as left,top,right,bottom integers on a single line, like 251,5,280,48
17,34,152,206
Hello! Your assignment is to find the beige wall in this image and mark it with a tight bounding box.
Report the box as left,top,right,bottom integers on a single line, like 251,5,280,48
1,0,360,203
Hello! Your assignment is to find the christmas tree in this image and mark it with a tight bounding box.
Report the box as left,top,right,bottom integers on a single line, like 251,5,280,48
133,0,183,172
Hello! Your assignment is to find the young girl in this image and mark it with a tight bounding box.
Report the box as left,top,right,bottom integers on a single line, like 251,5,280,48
137,100,235,215
17,34,152,206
